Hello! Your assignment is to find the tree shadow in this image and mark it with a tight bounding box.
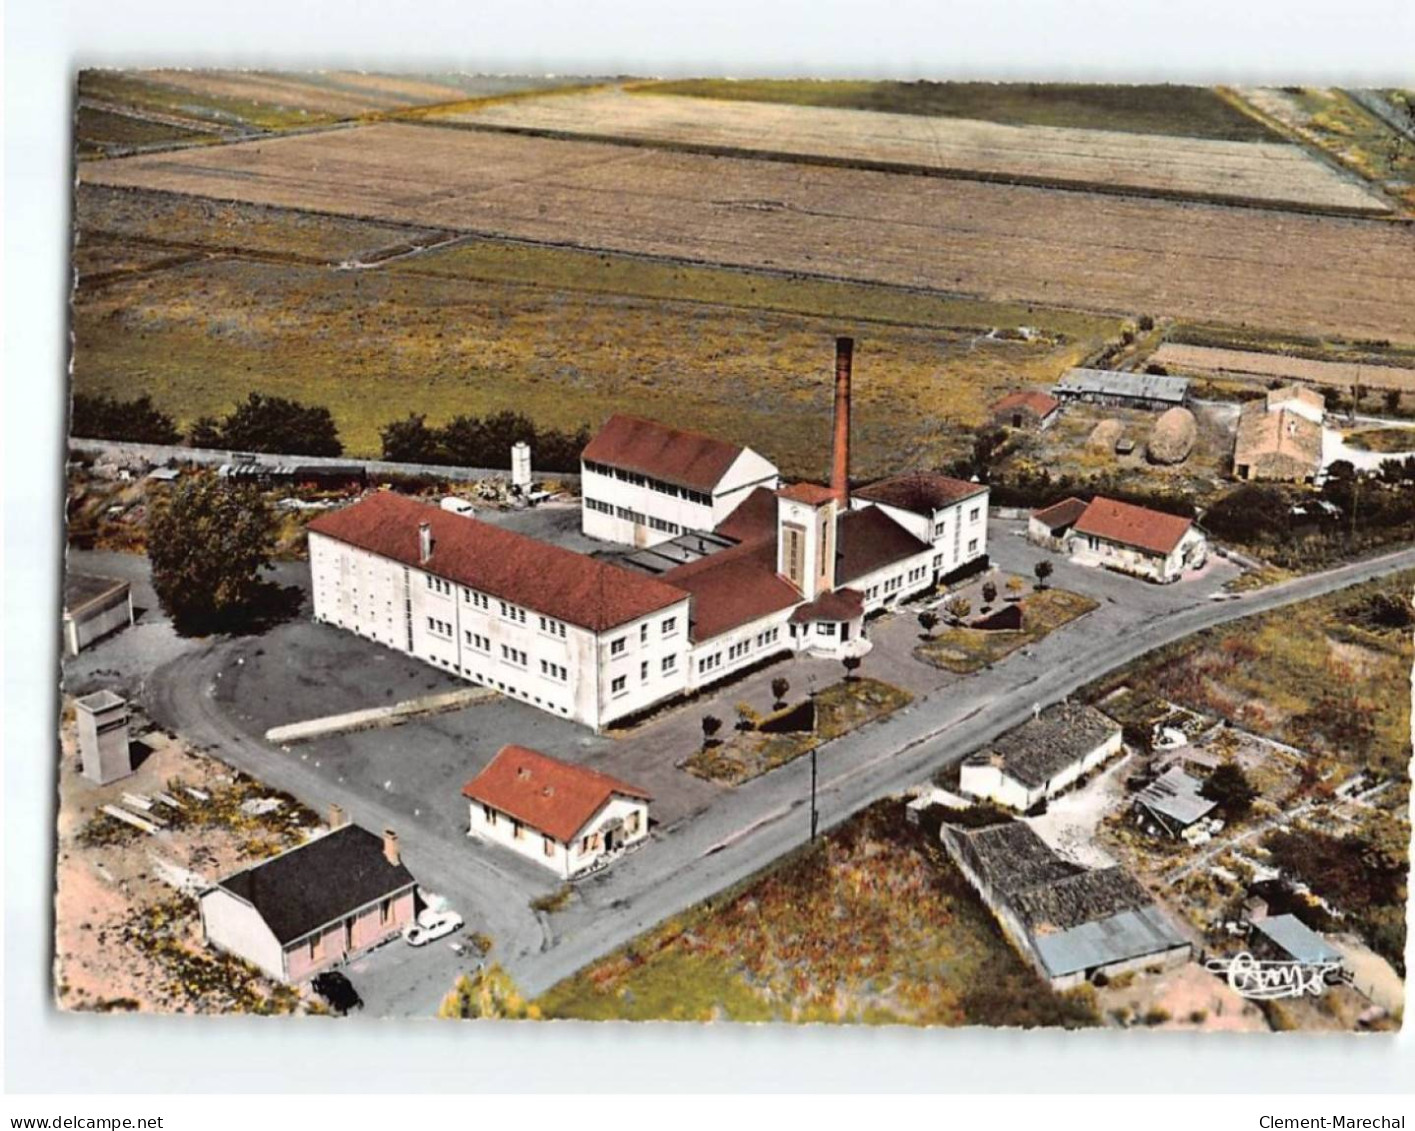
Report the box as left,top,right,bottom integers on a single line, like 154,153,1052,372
171,582,305,638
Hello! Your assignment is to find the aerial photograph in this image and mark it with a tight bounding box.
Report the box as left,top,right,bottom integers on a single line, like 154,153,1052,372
57,69,1413,1030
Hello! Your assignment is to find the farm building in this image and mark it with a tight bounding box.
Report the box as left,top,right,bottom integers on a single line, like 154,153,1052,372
990,389,1061,431
959,701,1122,811
1248,915,1344,972
940,820,1190,990
463,745,651,878
581,413,780,548
1233,387,1324,482
199,823,417,983
1028,495,1207,584
308,338,980,730
1053,368,1190,411
1132,767,1218,838
63,573,134,656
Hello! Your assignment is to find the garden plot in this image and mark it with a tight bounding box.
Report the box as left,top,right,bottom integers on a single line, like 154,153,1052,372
435,88,1389,214
1150,343,1415,393
79,123,1415,344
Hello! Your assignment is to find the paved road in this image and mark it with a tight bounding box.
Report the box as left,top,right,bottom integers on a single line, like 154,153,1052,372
68,538,1415,1014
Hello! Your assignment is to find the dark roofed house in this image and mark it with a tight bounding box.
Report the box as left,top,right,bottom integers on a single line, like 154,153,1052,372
853,471,986,517
464,745,651,878
960,702,1123,811
582,414,747,494
199,823,417,983
940,820,1190,989
991,390,1062,430
835,506,934,590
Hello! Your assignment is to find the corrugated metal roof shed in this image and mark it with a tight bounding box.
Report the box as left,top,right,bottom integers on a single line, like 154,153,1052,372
1054,368,1191,404
1136,766,1217,827
1032,904,1189,978
1252,914,1343,965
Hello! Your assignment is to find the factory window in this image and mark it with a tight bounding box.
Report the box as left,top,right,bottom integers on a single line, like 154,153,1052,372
626,811,641,835
640,623,649,644
661,654,677,673
501,645,528,667
662,617,678,637
641,660,649,681
482,805,496,825
611,675,627,696
610,637,627,656
970,507,981,522
819,622,836,636
968,538,979,554
543,836,556,858
728,641,749,660
512,820,524,841
933,520,947,538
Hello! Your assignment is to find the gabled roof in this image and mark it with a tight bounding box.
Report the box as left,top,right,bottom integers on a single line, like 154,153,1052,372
970,702,1121,790
789,587,865,624
1234,402,1323,474
1266,385,1325,414
1071,496,1194,557
852,470,986,515
835,506,933,585
216,825,415,946
64,573,129,615
1031,496,1089,532
1054,368,1190,404
1135,767,1217,827
462,745,651,844
714,486,778,543
581,414,747,493
778,482,838,505
663,536,802,642
993,390,1061,418
308,492,686,632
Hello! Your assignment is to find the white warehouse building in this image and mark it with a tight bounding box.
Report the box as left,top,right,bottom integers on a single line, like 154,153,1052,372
581,414,780,548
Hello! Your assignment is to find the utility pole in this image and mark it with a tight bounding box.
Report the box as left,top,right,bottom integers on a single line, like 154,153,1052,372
810,746,819,842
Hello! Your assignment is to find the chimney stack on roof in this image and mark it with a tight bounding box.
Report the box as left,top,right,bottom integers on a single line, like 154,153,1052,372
831,336,853,505
382,828,400,868
329,803,347,830
418,521,434,564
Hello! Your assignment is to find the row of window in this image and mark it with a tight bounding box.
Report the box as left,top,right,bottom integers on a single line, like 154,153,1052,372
931,505,984,540
501,645,528,667
426,576,453,595
610,616,678,657
610,653,679,697
539,615,567,638
584,497,614,515
648,515,681,535
499,601,527,624
427,616,453,637
466,631,490,652
541,659,568,682
583,460,713,507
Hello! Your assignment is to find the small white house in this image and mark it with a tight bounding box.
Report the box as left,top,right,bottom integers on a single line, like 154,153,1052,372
462,745,651,878
1030,495,1207,584
960,702,1122,811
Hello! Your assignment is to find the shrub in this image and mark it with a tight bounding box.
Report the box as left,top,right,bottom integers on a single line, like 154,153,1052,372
701,715,723,748
1142,1007,1171,1026
770,677,791,709
71,393,181,445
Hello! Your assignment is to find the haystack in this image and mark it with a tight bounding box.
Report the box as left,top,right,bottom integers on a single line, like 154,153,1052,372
1087,419,1124,451
1147,407,1197,465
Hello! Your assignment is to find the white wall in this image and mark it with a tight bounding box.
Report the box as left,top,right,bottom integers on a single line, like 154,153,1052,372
846,545,936,614
684,606,794,693
960,727,1122,810
199,888,287,982
1067,527,1207,584
851,488,989,577
594,602,694,727
469,793,649,879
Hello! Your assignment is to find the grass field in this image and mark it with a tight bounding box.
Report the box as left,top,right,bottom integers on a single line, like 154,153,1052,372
72,189,1112,476
1086,573,1414,776
643,80,1279,142
1344,427,1415,453
682,678,912,785
536,801,1098,1026
80,123,1415,344
915,588,1099,673
1149,342,1415,393
434,88,1379,212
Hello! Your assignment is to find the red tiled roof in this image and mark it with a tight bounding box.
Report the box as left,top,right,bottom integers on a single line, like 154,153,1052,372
852,471,986,515
462,745,651,844
1031,496,1089,532
1072,496,1194,557
714,486,778,543
789,587,864,624
308,492,686,632
778,482,837,506
836,506,933,585
582,414,744,493
993,390,1061,419
663,537,802,642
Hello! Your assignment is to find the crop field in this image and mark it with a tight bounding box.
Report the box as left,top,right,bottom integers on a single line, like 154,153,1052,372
1149,343,1415,392
80,124,1415,344
536,801,1097,1025
642,79,1280,142
71,246,1096,476
434,88,1387,213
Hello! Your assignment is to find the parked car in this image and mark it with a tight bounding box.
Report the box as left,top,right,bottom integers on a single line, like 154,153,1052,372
311,970,363,1015
403,908,464,947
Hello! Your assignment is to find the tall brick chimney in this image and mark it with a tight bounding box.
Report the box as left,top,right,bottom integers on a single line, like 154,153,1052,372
383,828,401,868
831,336,853,505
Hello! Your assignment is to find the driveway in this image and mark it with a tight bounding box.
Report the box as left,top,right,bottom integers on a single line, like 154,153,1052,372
62,533,1415,1012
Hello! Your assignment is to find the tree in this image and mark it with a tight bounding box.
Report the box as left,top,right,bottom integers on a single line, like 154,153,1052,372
917,610,939,639
1033,560,1054,590
71,393,181,445
187,415,224,449
735,702,761,731
437,964,537,1020
770,676,791,709
380,413,442,464
701,715,722,748
214,393,342,457
1005,576,1025,601
981,580,998,608
1384,389,1402,415
943,595,971,623
842,655,862,681
1201,763,1258,818
145,476,279,634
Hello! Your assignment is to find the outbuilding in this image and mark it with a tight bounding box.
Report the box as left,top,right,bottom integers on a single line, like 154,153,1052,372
991,390,1062,431
1064,496,1207,584
199,823,417,983
1133,767,1218,838
959,702,1122,811
463,745,651,878
63,573,134,656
